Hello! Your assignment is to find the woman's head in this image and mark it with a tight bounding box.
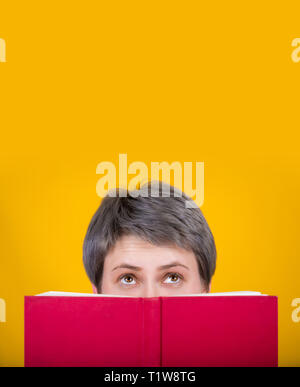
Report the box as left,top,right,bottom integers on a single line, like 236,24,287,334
83,181,217,296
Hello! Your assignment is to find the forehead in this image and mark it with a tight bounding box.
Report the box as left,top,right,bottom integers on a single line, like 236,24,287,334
104,234,197,269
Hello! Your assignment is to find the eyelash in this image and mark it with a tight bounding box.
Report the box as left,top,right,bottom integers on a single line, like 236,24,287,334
119,272,184,286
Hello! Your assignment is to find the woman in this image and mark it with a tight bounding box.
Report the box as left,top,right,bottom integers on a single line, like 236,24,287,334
83,181,216,297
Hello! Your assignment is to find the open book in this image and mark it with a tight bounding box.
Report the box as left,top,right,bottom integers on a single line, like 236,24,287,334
25,291,278,367
36,290,264,297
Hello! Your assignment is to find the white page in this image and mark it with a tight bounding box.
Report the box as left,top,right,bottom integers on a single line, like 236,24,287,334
171,291,264,296
36,291,135,297
36,291,264,297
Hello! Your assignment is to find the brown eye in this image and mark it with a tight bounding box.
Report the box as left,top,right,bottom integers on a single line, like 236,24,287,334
120,275,136,285
164,273,182,284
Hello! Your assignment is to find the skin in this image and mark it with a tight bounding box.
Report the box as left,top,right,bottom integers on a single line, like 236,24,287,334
92,234,210,297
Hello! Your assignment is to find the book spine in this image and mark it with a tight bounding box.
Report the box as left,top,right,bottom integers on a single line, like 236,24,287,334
141,298,161,367
24,296,32,367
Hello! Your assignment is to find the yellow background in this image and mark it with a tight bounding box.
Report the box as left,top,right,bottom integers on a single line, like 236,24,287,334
0,1,299,366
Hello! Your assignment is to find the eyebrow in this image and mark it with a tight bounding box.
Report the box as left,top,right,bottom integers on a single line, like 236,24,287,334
112,261,190,272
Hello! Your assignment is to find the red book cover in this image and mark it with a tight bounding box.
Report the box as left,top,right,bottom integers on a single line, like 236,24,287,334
25,292,277,367
161,295,278,367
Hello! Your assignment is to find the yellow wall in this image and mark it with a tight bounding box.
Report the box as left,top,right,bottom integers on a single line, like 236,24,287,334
0,1,300,366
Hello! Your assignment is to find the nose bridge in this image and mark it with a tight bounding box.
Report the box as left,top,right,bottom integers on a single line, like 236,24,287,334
142,277,159,298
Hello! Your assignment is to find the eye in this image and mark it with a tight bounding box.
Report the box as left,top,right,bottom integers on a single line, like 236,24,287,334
163,273,182,284
120,274,136,286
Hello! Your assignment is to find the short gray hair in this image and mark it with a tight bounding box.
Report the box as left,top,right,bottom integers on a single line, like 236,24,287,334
83,181,217,292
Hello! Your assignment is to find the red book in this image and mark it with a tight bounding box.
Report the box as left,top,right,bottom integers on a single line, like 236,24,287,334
25,291,278,367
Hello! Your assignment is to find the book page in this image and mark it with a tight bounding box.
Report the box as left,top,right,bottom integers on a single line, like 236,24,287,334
170,291,263,296
36,291,135,297
36,291,264,297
